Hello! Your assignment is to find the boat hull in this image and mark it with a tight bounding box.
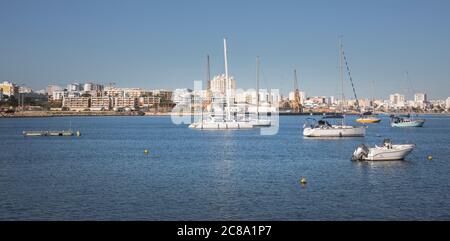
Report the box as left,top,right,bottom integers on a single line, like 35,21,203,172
391,119,425,127
303,125,366,137
364,144,415,161
356,118,381,124
189,121,254,130
250,119,271,127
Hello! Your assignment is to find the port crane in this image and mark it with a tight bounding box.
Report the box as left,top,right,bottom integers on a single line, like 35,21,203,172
291,69,302,113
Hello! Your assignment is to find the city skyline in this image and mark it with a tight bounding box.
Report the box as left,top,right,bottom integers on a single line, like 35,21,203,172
1,0,450,99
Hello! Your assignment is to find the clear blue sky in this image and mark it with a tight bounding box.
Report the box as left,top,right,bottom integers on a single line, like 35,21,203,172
1,0,449,99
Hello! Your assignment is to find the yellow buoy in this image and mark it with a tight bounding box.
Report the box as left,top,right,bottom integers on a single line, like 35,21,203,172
144,149,149,155
427,155,433,160
300,177,307,185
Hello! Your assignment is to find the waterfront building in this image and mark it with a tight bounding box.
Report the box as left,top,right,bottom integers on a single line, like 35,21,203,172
113,97,137,109
414,93,428,109
124,88,145,98
90,97,111,111
82,82,104,93
52,90,68,101
358,98,373,109
0,81,19,97
389,93,406,109
234,89,280,106
152,89,173,101
430,99,446,109
67,83,82,92
62,97,90,111
138,96,160,108
19,86,33,94
328,96,336,106
173,89,193,105
105,87,149,98
83,83,93,92
446,97,450,110
210,74,236,97
67,91,81,98
105,87,124,97
46,85,63,96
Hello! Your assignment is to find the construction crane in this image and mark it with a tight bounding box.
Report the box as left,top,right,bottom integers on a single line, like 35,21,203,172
291,69,302,113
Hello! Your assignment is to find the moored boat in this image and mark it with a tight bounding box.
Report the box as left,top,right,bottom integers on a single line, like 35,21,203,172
189,38,256,130
303,119,366,137
390,115,425,127
356,113,381,123
352,139,415,161
302,38,365,138
23,130,76,136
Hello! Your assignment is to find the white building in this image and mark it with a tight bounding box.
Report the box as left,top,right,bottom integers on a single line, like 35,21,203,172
19,86,33,93
446,97,450,110
52,90,68,101
235,89,280,106
67,83,82,92
414,93,427,109
389,93,406,108
210,74,236,97
46,85,63,96
172,88,193,105
83,83,93,92
83,82,104,93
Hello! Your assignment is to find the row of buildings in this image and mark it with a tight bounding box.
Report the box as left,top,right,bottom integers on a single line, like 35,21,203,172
2,79,450,113
57,83,173,111
62,96,161,111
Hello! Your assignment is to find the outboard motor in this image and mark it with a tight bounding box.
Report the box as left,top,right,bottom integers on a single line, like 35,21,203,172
352,144,369,161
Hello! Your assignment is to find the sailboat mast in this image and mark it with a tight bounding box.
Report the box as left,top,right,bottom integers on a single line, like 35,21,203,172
256,56,260,119
339,37,345,125
207,55,211,93
339,39,344,112
202,55,210,122
223,38,231,121
371,80,375,108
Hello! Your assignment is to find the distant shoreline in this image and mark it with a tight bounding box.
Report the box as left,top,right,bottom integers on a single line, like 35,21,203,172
0,111,173,118
1,111,449,118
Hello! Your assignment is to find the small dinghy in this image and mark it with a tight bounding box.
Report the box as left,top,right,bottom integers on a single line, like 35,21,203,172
352,139,415,161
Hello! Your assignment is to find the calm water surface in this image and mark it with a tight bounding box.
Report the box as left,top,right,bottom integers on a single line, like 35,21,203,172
1,115,449,220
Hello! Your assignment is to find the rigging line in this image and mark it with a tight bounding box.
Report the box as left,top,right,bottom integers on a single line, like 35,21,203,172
341,44,360,112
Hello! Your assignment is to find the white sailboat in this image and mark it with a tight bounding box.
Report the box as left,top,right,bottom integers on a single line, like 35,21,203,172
189,38,254,130
303,38,366,137
250,56,271,127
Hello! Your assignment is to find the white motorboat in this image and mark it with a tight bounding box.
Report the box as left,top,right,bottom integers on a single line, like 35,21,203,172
303,119,366,137
352,139,415,161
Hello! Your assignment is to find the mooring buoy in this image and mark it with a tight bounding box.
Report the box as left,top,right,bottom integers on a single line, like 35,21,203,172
300,177,307,185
